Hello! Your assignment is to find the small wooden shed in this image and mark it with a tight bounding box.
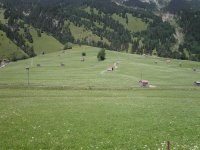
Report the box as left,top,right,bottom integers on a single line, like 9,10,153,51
193,81,200,86
139,80,149,87
107,65,114,71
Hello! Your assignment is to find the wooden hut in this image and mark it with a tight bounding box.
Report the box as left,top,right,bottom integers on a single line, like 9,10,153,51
139,80,149,87
193,81,200,86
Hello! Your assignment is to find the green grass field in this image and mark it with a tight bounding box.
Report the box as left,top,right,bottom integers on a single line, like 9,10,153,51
0,46,200,149
1,46,199,87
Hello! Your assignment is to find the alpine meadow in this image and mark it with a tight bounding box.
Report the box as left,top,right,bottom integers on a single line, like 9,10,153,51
0,0,200,150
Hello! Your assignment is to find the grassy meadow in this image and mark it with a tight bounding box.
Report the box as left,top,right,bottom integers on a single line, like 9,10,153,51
29,27,63,55
67,21,110,45
0,46,200,149
112,13,148,32
0,46,199,87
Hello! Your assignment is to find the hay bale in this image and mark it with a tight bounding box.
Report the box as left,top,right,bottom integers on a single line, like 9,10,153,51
107,66,113,71
166,59,171,64
60,63,65,67
80,57,85,61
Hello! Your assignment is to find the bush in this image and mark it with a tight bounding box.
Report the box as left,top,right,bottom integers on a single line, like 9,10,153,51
82,52,86,57
97,48,106,61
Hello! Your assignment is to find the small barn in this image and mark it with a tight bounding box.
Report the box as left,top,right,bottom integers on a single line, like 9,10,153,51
139,80,149,87
107,64,114,71
193,81,200,86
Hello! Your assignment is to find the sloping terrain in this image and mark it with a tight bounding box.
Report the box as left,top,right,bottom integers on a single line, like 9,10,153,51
0,8,63,59
29,27,63,55
0,46,199,87
0,0,177,61
0,46,200,149
0,31,27,61
1,0,200,62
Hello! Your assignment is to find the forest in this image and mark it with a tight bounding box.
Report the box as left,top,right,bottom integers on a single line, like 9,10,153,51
0,0,200,61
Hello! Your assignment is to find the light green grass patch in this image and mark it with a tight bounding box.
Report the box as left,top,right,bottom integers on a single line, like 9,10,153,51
29,27,63,54
68,21,110,44
0,31,27,60
112,13,148,32
83,6,101,15
0,8,7,24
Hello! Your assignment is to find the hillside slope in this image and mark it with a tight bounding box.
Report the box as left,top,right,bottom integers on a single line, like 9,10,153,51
0,0,200,62
0,0,177,60
0,46,200,87
0,31,27,61
0,6,63,57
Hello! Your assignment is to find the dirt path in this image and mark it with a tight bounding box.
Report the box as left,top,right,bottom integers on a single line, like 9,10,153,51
100,70,107,75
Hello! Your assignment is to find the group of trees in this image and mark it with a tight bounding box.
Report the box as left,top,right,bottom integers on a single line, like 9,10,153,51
97,48,106,61
0,23,36,58
177,10,200,61
167,0,200,12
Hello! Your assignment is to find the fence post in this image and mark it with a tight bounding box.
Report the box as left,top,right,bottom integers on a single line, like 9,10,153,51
167,141,170,150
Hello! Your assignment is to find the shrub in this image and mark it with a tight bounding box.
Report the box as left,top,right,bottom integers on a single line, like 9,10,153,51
97,48,106,61
82,52,86,57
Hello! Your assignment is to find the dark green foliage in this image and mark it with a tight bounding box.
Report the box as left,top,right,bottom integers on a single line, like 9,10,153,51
140,20,176,57
167,0,200,12
0,23,36,58
82,52,86,57
97,48,106,61
24,28,33,43
177,10,200,61
37,30,42,37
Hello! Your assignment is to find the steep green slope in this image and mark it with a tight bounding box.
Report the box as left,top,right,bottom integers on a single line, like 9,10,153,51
29,27,63,55
0,31,27,61
0,8,27,60
0,8,63,60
